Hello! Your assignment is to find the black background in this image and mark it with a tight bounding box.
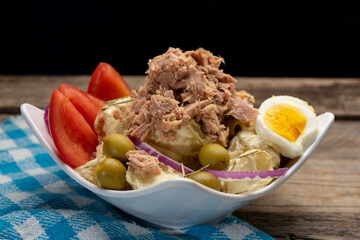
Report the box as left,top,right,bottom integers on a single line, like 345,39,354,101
1,1,360,77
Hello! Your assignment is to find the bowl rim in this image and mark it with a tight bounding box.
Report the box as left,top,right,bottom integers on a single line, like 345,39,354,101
20,103,334,201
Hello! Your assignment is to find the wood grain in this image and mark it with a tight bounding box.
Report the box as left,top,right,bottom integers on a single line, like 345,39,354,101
0,75,359,239
1,76,360,119
235,77,360,119
0,114,14,123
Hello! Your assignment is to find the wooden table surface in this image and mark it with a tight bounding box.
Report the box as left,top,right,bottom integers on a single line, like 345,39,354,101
1,75,359,239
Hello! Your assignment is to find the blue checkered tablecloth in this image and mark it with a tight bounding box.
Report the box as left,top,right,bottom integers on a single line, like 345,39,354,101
0,116,273,240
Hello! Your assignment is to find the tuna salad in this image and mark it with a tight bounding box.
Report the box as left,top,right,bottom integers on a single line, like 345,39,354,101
74,47,318,194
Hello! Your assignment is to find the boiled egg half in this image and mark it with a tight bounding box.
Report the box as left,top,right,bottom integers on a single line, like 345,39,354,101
255,96,318,158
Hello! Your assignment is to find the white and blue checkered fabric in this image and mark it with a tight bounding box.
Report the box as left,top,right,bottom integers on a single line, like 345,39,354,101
0,116,273,240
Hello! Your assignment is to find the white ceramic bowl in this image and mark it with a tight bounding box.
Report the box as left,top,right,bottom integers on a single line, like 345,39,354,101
20,103,334,229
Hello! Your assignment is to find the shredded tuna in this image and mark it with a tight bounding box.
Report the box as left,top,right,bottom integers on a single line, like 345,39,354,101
128,47,258,146
199,104,229,146
228,95,259,123
126,150,162,175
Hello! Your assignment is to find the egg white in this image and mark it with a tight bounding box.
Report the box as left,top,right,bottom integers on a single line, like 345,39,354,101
255,96,318,158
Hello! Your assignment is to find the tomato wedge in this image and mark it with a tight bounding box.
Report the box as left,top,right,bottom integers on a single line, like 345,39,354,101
59,84,103,131
49,89,98,168
88,62,131,101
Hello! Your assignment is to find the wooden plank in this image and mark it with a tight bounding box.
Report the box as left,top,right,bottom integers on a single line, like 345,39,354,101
312,120,360,160
0,75,143,114
0,114,13,123
235,77,360,119
233,211,359,240
0,75,91,112
0,76,360,119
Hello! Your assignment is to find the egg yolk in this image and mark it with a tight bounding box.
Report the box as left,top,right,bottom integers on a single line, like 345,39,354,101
263,104,306,142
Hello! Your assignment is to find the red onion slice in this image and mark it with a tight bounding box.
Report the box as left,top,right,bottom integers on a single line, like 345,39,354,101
128,135,193,174
128,136,288,180
204,168,288,181
44,105,50,134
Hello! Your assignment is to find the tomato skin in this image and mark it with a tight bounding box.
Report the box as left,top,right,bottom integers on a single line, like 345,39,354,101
86,93,106,108
88,62,131,101
49,89,98,168
58,84,103,131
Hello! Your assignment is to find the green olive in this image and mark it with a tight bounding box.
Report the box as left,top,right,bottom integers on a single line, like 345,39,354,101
187,171,221,191
198,143,230,170
103,134,135,162
225,117,242,138
96,158,127,190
